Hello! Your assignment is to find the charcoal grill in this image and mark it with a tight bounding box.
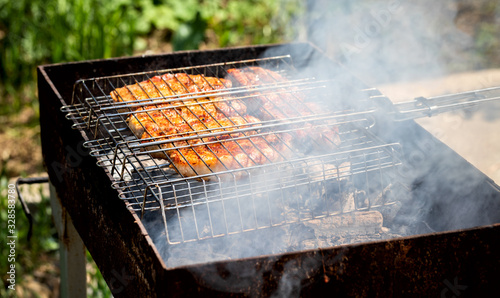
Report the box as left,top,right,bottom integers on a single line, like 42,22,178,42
38,43,500,296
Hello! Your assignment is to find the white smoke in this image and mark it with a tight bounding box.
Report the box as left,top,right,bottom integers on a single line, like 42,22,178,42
140,0,500,295
299,1,476,82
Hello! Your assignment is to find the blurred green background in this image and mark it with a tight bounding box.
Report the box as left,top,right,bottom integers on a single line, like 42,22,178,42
1,0,500,296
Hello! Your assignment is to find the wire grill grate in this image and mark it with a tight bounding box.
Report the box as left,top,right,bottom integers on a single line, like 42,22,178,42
62,56,404,244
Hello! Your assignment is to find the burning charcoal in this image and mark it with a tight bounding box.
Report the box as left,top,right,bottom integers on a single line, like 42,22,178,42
295,175,355,217
308,162,352,182
354,190,369,209
285,223,316,250
303,211,384,238
341,192,356,213
376,201,403,224
372,183,394,206
165,240,232,268
300,239,328,250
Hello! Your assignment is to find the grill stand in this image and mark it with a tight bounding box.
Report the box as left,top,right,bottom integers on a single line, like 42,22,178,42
49,183,87,298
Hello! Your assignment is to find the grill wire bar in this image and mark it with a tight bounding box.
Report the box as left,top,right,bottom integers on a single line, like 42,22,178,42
366,86,500,121
62,56,406,244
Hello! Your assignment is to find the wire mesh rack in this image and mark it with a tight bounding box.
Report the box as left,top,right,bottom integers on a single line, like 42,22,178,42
62,55,404,244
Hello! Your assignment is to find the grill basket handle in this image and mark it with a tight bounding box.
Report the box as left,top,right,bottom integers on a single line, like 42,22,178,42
15,176,49,242
388,86,500,121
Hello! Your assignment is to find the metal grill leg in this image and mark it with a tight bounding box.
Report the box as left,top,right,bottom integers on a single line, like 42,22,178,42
49,183,86,298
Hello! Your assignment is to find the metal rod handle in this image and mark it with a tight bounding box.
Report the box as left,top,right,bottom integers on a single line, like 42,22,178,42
390,86,500,121
15,176,50,242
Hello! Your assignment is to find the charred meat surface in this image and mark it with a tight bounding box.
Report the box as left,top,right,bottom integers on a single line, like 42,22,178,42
110,67,340,178
168,133,292,179
111,72,291,179
111,73,247,115
226,67,341,151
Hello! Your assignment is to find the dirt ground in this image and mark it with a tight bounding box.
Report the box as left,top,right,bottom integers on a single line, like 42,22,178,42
378,68,500,185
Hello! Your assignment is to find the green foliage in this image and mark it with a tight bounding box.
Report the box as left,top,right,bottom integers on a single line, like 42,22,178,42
0,0,302,116
87,251,112,297
0,0,138,114
204,0,302,47
172,11,208,51
475,23,500,65
134,0,303,51
0,177,58,296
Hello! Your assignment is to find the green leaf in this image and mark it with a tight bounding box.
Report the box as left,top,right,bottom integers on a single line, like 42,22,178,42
172,11,207,51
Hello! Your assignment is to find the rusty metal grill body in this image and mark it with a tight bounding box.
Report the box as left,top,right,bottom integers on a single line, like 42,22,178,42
38,43,500,296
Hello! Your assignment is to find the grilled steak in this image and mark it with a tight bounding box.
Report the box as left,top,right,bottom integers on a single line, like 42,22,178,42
135,107,292,179
112,72,291,179
111,67,340,179
111,73,247,116
227,66,307,119
226,67,341,151
168,134,292,179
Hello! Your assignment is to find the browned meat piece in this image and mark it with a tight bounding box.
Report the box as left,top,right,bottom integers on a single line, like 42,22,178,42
135,109,292,179
226,67,307,119
111,73,247,116
135,111,263,150
128,103,219,138
111,73,226,102
168,134,292,179
226,67,341,150
111,72,291,179
111,66,340,179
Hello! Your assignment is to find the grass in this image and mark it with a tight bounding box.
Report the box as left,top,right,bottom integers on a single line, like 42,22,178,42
0,177,112,296
0,0,302,116
0,177,57,296
0,0,138,117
